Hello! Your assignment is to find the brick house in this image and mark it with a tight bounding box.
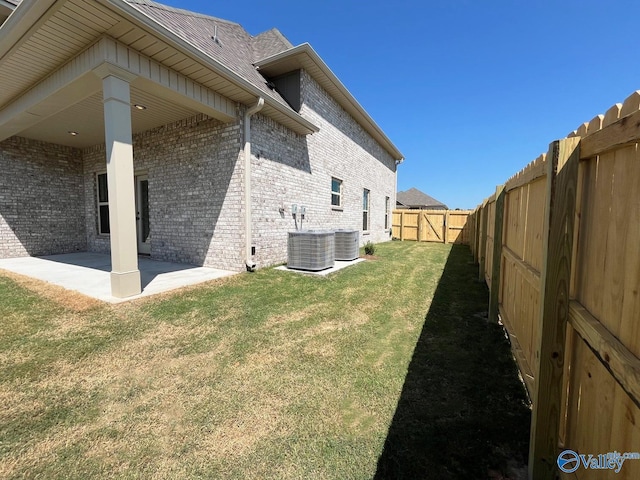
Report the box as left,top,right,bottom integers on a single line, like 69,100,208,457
0,0,403,297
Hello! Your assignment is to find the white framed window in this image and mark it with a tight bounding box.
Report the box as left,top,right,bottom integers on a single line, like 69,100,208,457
385,196,390,230
331,177,343,208
97,173,110,235
363,188,370,231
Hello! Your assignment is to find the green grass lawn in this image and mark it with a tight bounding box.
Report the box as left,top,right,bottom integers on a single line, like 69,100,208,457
0,242,530,479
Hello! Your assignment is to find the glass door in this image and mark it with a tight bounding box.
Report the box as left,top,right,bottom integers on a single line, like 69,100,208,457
135,175,151,255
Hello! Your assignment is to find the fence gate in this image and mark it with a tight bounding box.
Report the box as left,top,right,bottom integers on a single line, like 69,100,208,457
420,211,445,242
392,209,472,245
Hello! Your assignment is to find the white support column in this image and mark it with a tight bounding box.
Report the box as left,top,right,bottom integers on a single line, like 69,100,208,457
101,72,141,298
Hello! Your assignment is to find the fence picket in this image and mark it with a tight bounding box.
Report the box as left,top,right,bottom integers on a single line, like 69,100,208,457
528,137,580,480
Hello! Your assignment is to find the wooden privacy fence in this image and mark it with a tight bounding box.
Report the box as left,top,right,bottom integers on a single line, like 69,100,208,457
470,90,640,480
392,209,472,244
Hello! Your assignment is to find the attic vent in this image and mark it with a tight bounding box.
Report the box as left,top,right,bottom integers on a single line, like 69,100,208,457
211,24,223,46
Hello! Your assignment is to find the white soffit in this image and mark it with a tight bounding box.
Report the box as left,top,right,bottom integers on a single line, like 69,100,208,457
19,87,202,148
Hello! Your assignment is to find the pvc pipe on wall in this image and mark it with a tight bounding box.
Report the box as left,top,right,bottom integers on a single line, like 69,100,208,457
243,97,264,271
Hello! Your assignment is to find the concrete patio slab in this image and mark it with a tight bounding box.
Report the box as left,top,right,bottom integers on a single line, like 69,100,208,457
274,258,365,276
0,253,237,303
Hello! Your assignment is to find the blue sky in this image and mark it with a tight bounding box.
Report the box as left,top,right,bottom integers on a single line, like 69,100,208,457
161,0,639,209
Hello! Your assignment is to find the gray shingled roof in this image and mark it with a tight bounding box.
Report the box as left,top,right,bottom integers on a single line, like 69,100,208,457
397,188,448,209
125,0,295,111
251,28,293,62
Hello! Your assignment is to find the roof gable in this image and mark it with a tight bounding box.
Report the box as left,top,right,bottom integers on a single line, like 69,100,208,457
255,43,404,161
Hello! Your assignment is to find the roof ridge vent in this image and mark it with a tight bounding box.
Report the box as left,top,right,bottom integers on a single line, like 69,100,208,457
211,24,223,46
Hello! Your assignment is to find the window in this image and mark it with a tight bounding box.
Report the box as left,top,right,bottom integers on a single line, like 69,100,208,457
331,177,342,207
97,173,110,234
385,196,390,230
363,189,370,231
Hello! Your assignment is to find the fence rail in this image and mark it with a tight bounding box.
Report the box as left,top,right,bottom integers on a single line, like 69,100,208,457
392,209,472,245
470,90,640,480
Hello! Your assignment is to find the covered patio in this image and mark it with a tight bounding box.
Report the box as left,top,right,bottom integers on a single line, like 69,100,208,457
0,252,237,303
0,0,241,299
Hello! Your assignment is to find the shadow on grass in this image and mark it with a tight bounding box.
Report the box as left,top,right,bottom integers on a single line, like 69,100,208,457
375,244,531,480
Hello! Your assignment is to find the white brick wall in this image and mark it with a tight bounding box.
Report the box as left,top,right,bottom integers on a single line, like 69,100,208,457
82,114,245,271
0,137,86,257
250,69,397,268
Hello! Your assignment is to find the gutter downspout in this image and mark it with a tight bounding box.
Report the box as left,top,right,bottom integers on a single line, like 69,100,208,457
244,97,264,272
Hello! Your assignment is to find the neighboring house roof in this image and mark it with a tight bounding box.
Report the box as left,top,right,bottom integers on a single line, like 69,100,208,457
396,188,448,209
0,0,403,160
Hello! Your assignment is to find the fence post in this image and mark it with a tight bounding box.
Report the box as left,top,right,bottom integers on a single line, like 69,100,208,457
528,137,580,480
399,211,404,241
444,210,450,244
473,209,480,263
478,200,488,282
488,185,505,323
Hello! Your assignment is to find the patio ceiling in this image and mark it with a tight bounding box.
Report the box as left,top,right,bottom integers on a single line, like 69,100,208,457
17,86,202,148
